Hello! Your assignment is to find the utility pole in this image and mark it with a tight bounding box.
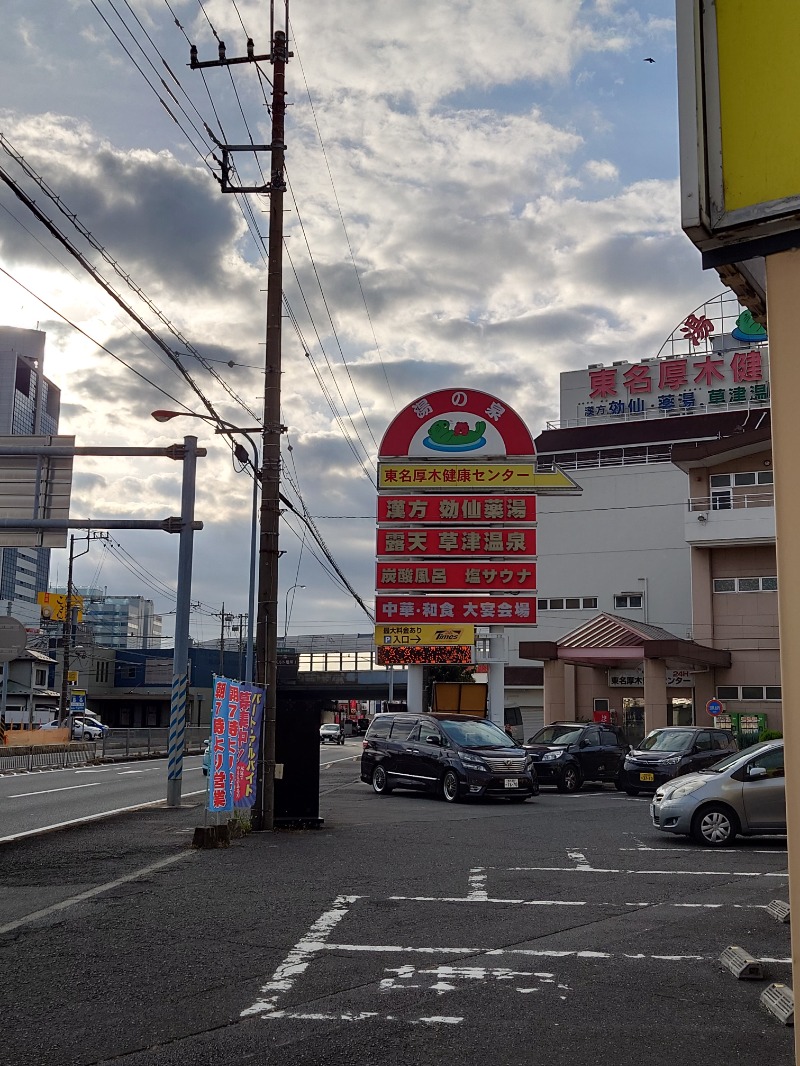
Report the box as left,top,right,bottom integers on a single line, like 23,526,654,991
190,9,291,831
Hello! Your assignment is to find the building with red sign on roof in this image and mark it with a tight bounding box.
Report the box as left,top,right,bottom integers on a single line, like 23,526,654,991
519,291,778,748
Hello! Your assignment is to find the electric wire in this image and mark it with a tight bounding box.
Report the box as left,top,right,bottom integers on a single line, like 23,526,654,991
291,28,396,412
0,264,194,412
285,167,380,453
0,135,263,426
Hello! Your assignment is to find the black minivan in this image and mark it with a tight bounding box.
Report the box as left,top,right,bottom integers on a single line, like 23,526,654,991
360,712,538,803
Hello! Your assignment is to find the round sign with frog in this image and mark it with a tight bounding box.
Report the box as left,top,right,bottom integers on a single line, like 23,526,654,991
379,388,535,459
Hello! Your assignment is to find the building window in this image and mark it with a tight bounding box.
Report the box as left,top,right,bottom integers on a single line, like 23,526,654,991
34,668,47,686
713,577,777,593
716,686,781,701
537,597,597,611
709,470,773,509
95,660,109,684
614,594,643,609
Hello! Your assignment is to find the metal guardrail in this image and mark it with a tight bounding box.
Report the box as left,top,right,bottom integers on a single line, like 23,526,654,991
95,726,208,759
0,744,93,773
0,727,209,773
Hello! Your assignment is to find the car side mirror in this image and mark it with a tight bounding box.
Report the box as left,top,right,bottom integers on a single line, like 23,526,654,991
747,765,768,779
425,734,441,746
579,739,589,748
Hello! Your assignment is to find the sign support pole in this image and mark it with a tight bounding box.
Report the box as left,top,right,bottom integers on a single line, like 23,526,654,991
487,627,506,730
407,666,424,713
763,249,800,1058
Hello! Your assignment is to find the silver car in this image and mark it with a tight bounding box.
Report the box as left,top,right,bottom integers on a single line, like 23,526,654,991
650,739,785,847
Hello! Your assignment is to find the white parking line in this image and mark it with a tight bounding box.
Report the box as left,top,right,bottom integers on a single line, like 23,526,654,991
507,865,787,878
241,895,361,1018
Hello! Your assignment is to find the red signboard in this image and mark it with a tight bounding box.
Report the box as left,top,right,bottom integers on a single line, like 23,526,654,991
378,388,536,459
375,595,538,625
377,494,536,524
377,527,536,557
376,560,536,592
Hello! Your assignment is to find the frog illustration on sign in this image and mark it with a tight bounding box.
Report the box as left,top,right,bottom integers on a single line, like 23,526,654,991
424,418,487,453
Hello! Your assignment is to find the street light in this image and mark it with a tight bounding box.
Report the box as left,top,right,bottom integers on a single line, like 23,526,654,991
283,584,306,642
151,410,260,683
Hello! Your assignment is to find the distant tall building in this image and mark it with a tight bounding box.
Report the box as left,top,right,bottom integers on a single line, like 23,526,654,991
0,327,61,627
53,587,163,649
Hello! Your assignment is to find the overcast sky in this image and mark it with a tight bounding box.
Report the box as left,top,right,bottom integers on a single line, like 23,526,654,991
0,0,721,645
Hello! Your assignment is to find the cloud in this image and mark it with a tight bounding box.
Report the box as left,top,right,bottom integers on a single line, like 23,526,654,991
1,0,724,636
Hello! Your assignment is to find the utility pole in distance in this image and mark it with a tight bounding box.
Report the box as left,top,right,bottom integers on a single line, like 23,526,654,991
190,9,291,830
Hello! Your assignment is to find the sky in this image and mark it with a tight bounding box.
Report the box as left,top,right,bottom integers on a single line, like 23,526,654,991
0,0,723,646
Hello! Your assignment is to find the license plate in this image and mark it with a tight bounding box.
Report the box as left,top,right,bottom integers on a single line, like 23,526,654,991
504,778,518,788
639,772,654,782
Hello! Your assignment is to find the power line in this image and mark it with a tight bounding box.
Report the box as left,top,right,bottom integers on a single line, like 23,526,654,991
291,27,396,412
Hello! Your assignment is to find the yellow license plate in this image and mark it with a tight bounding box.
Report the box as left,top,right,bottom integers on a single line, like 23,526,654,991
639,772,654,782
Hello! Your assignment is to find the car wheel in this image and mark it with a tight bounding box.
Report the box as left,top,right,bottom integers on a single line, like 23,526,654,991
691,804,739,847
441,769,461,803
556,765,582,793
371,764,392,795
625,787,640,797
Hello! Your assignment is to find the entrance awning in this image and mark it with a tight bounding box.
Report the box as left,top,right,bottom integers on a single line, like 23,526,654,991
520,613,730,670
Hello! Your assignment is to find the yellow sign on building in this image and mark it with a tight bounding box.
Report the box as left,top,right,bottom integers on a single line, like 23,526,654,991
37,592,84,622
375,624,475,647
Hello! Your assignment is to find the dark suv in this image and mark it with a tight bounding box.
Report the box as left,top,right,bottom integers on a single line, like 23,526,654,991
524,722,629,793
360,712,538,803
622,725,738,795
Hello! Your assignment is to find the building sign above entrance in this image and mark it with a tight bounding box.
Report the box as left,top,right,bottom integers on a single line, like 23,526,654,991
609,667,693,688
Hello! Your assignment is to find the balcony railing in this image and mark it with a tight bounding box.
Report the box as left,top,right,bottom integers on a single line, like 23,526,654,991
688,491,775,512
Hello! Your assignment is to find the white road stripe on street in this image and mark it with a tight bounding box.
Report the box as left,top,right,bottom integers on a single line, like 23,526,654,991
0,789,207,843
9,782,102,798
0,851,195,935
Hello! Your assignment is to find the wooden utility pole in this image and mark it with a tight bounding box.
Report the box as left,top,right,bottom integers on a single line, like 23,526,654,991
254,25,289,831
189,10,291,830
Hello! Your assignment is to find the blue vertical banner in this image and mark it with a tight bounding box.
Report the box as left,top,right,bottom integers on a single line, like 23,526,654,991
208,677,265,812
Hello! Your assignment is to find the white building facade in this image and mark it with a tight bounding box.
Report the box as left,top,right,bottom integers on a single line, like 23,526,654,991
0,326,61,627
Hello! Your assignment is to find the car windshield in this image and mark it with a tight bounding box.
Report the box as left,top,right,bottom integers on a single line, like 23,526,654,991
528,725,582,747
639,729,695,753
702,741,780,774
440,718,517,749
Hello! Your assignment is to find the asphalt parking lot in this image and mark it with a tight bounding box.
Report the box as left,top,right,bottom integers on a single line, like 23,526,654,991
0,741,793,1065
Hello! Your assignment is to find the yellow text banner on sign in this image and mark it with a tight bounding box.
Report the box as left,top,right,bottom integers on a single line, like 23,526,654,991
374,623,476,647
379,463,539,490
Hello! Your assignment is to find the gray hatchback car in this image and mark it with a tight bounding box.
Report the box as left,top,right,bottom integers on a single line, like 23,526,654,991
650,739,785,846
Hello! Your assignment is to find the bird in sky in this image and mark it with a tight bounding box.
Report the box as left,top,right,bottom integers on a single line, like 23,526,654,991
643,57,655,63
